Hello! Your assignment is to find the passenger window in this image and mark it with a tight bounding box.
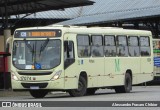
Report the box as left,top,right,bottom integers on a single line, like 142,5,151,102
104,35,116,57
77,35,90,57
91,35,104,57
128,36,140,57
117,36,128,57
139,36,150,56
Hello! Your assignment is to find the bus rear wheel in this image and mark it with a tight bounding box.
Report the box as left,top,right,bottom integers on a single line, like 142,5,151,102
29,90,48,98
115,73,132,93
69,76,87,97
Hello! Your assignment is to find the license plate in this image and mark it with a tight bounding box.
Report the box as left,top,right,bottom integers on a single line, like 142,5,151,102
30,86,39,90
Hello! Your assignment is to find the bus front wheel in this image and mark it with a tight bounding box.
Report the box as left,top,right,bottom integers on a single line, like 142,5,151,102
115,73,132,93
69,76,87,97
29,90,48,98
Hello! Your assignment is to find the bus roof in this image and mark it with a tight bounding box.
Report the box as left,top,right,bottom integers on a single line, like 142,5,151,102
15,25,152,36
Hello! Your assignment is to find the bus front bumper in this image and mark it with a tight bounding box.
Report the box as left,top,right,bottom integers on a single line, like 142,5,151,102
11,78,64,90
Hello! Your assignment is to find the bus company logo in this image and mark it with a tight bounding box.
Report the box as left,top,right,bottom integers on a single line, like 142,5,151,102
20,32,27,37
2,102,11,107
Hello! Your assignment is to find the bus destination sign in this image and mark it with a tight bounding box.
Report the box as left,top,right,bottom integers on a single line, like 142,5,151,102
14,30,62,38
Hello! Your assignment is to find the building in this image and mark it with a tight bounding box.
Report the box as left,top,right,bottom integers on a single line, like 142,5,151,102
58,0,160,38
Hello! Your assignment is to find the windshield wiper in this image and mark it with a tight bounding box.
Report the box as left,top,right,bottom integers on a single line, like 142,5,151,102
24,38,33,53
39,38,49,56
24,38,35,67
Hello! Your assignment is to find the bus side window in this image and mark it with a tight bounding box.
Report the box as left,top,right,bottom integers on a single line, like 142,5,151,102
77,35,90,57
64,41,75,69
139,36,150,56
117,36,128,57
128,36,140,57
104,35,116,57
91,35,104,57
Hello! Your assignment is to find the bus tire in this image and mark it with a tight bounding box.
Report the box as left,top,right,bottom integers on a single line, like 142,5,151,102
86,88,96,95
69,76,87,97
115,73,132,93
29,90,48,98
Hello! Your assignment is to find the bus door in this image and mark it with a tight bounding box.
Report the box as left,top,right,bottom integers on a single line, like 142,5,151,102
63,34,77,89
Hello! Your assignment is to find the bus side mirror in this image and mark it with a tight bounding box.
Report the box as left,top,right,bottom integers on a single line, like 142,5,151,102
68,41,73,52
64,41,68,52
64,41,72,52
5,43,10,53
5,37,12,54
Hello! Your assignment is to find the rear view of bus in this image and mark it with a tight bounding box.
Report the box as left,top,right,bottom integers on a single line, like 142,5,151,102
11,28,63,98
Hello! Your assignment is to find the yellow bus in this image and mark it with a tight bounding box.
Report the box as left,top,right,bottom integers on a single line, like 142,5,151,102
9,25,154,98
153,39,160,80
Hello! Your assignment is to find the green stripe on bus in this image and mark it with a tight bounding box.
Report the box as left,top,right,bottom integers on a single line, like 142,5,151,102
115,59,120,72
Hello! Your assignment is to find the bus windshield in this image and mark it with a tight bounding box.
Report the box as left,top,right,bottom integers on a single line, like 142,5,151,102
12,39,61,70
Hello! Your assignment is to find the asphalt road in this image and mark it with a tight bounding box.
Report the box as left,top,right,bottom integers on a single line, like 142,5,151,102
0,86,160,110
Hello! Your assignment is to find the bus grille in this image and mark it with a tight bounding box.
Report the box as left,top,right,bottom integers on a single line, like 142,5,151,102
21,83,48,88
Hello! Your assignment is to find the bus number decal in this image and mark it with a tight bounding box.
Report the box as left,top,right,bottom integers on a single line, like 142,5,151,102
89,59,95,63
20,76,32,81
78,60,84,65
81,60,84,64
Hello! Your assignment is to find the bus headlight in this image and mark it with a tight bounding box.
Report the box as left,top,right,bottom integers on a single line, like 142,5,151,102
11,72,19,81
51,70,62,80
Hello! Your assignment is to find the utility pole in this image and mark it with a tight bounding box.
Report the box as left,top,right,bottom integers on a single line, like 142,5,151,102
4,0,11,51
3,0,11,90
